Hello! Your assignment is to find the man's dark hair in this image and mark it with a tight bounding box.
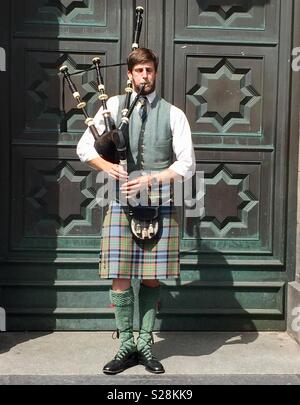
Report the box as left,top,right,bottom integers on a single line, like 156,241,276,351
127,48,159,72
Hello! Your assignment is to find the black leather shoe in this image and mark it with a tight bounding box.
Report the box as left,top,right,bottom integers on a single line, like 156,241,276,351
103,351,138,375
138,351,165,374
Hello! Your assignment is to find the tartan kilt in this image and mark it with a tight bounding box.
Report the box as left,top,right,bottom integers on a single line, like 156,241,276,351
99,201,180,280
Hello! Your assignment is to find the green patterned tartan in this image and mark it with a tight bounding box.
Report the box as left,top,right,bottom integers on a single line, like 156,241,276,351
99,201,180,280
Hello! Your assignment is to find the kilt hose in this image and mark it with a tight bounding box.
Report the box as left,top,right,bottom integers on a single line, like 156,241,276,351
99,201,180,280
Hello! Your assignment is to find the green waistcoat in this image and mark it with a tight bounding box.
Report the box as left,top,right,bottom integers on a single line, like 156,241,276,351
117,95,173,174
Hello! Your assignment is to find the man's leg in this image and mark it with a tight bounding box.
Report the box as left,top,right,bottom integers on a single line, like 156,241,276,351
103,278,138,374
137,279,165,374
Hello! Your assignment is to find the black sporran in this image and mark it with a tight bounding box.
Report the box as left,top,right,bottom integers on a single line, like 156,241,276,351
128,205,160,241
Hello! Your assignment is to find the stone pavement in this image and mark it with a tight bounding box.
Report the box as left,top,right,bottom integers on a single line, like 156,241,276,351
0,331,300,385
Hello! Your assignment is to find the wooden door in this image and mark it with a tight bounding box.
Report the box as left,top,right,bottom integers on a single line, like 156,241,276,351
0,0,299,331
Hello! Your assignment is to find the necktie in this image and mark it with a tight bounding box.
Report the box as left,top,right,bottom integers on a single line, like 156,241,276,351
139,96,148,123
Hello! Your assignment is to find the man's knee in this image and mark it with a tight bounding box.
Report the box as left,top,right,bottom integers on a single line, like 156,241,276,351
112,278,131,291
141,280,160,288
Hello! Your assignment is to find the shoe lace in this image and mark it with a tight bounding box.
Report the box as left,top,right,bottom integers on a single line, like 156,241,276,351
112,329,136,361
115,345,131,360
140,345,153,361
138,332,155,361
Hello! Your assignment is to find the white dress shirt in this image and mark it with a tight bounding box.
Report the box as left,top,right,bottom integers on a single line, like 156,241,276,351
76,91,196,178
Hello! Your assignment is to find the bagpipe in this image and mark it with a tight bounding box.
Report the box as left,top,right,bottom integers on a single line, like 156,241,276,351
59,6,145,169
59,7,162,241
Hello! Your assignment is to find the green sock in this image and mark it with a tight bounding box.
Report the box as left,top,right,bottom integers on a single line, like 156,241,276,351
137,284,160,354
110,287,136,359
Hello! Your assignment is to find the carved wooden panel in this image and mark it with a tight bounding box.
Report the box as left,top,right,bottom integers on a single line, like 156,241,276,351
11,146,103,250
185,160,261,240
13,0,121,39
11,39,121,143
181,150,278,264
188,1,265,28
186,57,262,134
173,0,279,43
8,0,129,256
173,44,277,146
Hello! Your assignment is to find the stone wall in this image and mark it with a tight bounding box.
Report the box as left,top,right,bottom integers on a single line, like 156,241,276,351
297,144,300,282
287,142,300,344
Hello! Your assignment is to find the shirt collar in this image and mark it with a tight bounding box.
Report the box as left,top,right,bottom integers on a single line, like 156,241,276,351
132,90,157,105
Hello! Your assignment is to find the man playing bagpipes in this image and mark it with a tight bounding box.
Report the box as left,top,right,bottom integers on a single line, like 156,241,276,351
77,47,195,375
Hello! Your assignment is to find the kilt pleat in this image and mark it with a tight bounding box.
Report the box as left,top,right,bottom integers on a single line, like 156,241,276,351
99,201,180,279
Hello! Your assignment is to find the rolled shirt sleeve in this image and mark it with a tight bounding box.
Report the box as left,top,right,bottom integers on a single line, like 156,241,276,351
169,105,196,179
76,96,120,163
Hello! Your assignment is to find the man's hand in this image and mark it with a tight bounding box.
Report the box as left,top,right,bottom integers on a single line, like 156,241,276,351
87,156,128,181
120,175,152,198
103,161,128,181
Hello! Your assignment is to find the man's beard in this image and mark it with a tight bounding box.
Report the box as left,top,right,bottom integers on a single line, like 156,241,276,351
133,79,156,95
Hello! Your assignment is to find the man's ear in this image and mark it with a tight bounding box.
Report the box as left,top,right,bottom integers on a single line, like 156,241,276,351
128,70,133,81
